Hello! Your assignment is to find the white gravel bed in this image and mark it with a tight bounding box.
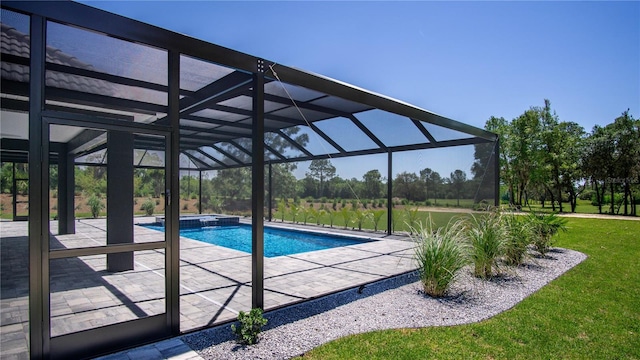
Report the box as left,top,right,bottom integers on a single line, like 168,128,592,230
182,248,587,360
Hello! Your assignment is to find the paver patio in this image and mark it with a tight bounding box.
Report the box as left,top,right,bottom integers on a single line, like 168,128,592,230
0,218,416,359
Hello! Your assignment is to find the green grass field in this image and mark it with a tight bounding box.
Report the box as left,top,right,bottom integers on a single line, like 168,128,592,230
298,217,640,359
271,208,467,233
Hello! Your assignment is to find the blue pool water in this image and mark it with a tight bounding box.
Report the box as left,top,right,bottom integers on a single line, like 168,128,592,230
143,223,373,257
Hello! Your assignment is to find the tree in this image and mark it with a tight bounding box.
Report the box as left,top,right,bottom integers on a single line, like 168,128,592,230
268,163,298,201
306,159,336,198
583,110,640,215
510,109,542,207
449,169,467,207
484,116,513,205
393,172,422,201
470,142,498,203
557,121,586,213
212,168,251,199
362,169,383,199
582,124,616,214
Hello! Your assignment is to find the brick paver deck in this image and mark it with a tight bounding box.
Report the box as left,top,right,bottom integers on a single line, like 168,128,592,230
0,218,416,359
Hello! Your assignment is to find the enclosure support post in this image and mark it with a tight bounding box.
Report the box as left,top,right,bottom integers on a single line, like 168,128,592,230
167,50,181,334
58,144,75,234
494,139,500,207
106,131,134,272
387,150,393,235
198,170,202,214
29,15,47,359
268,162,273,222
252,61,265,309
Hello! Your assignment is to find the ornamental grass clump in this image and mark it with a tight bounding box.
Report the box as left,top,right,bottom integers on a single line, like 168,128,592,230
502,213,533,266
527,212,567,255
412,217,468,297
467,212,506,279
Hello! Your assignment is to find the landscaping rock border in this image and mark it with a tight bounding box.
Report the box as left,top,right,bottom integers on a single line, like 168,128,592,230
183,248,587,360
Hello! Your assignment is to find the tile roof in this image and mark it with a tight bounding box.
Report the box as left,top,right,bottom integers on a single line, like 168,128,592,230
1,23,117,96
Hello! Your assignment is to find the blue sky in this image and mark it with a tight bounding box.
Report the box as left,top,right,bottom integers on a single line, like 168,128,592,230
77,1,639,180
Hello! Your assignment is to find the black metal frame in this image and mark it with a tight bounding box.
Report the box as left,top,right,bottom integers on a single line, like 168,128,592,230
40,114,173,359
0,1,499,358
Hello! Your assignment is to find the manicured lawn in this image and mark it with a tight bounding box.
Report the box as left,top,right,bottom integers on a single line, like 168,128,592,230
299,218,640,359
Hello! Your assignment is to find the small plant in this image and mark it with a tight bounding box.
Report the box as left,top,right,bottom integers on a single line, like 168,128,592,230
87,195,104,218
316,208,326,226
350,199,359,209
412,216,468,297
528,213,567,255
301,206,313,225
339,207,353,229
371,210,386,232
140,198,156,216
392,208,403,233
467,211,506,279
277,200,286,222
231,308,268,345
326,208,336,228
289,203,299,223
404,207,420,234
353,209,371,231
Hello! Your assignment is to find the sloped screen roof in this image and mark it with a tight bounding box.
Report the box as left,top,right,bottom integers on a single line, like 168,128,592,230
0,2,497,170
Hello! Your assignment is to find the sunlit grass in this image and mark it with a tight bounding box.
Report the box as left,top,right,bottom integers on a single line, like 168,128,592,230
298,218,640,359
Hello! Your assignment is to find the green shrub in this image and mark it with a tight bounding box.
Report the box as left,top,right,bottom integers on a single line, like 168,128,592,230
140,198,156,216
502,213,533,266
231,308,268,345
467,211,506,279
527,212,567,255
87,195,104,218
412,217,468,297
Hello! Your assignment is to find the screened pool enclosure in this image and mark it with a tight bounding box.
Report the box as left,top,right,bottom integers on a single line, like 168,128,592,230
0,1,498,359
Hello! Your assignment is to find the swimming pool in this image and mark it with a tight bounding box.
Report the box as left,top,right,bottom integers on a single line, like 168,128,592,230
142,223,373,257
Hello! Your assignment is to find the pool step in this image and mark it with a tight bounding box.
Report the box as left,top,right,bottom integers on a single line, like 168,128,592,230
155,215,240,228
